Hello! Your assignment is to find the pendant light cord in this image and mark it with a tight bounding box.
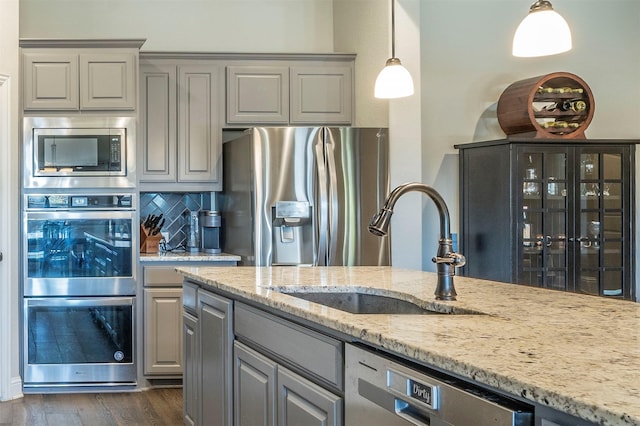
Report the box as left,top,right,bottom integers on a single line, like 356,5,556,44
391,0,396,58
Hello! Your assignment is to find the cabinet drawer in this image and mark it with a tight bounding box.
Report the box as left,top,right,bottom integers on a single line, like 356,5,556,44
235,303,343,390
144,266,183,287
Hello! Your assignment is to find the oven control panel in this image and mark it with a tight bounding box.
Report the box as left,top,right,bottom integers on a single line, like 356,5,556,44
26,194,134,210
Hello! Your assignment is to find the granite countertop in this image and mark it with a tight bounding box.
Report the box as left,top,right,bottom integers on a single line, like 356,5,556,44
175,265,640,426
140,251,241,262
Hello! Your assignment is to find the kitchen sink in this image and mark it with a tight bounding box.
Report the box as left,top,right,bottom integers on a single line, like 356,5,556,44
271,288,480,315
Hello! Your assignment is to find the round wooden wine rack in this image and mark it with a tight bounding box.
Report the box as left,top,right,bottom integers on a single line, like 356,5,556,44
497,72,594,139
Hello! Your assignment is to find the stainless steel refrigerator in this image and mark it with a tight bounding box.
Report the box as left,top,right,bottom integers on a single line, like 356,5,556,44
221,127,390,266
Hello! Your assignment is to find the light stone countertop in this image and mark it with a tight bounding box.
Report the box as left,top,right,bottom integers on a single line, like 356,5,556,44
140,251,240,262
175,265,640,426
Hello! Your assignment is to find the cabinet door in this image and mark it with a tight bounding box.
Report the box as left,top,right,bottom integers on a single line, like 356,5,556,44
277,367,342,426
575,147,632,298
199,289,233,426
144,288,183,375
183,310,199,426
518,147,570,291
234,341,277,426
23,52,79,110
227,66,289,124
290,65,352,125
177,65,222,183
80,52,136,110
139,63,178,182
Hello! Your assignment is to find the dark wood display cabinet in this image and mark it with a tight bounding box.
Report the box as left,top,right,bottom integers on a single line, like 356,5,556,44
455,138,637,300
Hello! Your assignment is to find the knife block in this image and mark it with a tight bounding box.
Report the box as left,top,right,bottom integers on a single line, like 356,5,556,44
140,225,162,253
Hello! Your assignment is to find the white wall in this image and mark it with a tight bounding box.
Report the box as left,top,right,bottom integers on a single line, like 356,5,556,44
0,0,22,401
20,0,335,52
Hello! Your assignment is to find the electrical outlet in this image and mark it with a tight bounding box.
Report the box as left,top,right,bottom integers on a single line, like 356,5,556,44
161,231,170,241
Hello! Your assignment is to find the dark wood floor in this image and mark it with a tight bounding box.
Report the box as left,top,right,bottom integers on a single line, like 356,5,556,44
0,388,182,426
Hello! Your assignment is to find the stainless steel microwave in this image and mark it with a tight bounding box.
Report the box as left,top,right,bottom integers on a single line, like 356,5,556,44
23,117,136,189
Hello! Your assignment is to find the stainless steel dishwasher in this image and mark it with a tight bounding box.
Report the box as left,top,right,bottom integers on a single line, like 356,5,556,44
345,344,533,426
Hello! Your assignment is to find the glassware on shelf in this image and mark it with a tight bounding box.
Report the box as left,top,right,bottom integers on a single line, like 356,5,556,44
583,183,599,196
523,155,539,195
582,154,595,177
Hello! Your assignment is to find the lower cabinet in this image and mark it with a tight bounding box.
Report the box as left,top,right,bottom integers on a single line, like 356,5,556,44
233,341,276,425
234,341,342,426
182,283,234,426
183,283,343,426
143,266,184,376
143,287,183,375
199,289,234,426
183,309,199,426
277,364,342,426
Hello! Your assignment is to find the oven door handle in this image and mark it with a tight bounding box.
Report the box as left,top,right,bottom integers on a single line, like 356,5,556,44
26,297,135,308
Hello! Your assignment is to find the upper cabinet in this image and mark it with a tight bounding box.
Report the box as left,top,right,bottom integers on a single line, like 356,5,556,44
21,39,144,112
225,55,355,126
139,56,223,191
138,53,354,192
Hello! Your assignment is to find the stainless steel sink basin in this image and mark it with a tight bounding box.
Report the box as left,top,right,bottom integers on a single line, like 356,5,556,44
272,288,480,315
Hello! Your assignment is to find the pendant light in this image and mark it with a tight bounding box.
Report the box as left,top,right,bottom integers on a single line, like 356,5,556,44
374,0,414,98
512,0,572,58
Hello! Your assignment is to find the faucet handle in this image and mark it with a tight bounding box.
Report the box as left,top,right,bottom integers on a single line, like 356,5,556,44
432,252,466,268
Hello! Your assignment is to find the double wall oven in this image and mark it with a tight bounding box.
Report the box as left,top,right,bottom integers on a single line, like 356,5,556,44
22,117,137,391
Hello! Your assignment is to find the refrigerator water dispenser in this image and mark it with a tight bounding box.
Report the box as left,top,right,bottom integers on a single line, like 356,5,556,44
272,201,313,265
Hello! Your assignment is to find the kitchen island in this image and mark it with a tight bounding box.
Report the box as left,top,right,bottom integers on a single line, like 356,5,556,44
176,266,640,426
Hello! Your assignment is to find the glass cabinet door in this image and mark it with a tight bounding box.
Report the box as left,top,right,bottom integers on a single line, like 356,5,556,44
575,148,628,297
519,148,569,290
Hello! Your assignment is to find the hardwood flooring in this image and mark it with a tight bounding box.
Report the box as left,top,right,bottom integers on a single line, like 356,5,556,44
0,388,182,426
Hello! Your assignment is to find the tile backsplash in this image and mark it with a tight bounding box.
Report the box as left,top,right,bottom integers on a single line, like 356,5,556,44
140,192,212,250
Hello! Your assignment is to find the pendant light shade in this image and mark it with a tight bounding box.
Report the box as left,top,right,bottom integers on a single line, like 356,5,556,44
374,0,414,99
375,58,414,99
512,0,572,58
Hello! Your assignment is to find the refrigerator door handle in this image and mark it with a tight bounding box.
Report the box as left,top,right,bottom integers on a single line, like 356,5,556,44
315,135,329,266
324,130,340,265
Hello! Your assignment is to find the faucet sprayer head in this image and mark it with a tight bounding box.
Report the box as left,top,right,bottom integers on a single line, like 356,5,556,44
368,208,393,236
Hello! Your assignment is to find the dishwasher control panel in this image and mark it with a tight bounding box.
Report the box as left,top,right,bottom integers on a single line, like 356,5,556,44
388,369,439,410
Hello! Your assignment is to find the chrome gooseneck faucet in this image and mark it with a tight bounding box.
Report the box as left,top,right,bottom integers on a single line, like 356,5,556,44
368,182,466,300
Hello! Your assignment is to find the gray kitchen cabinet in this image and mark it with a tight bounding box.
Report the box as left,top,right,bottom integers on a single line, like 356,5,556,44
183,282,343,426
143,266,183,376
277,367,342,426
139,59,222,191
289,65,352,125
22,42,141,111
233,341,277,426
198,287,233,426
226,66,289,124
233,340,340,426
183,309,199,426
226,59,353,126
234,303,343,426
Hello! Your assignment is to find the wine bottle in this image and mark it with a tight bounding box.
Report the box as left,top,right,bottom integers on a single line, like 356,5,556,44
561,99,587,112
541,99,587,113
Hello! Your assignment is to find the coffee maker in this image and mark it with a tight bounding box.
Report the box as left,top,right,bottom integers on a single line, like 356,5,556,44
199,210,222,254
